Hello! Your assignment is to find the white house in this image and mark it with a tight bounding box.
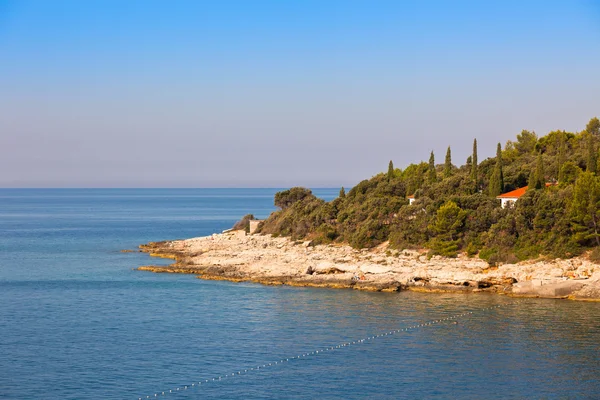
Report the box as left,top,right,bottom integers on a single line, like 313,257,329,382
496,183,556,208
407,195,416,205
496,186,527,208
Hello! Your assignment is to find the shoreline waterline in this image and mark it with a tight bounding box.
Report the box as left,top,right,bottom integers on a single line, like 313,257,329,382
136,231,600,301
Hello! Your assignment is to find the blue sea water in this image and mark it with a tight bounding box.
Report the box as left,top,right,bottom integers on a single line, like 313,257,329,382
1,188,599,399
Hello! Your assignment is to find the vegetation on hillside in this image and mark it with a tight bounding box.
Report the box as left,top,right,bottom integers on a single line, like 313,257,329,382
256,117,600,264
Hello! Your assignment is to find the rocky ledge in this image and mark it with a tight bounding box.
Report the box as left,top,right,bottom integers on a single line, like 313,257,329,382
136,231,600,300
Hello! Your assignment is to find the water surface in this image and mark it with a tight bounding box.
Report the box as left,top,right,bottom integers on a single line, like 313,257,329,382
1,189,599,399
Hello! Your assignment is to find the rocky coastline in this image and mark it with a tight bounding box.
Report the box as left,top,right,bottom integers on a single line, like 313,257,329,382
136,230,600,301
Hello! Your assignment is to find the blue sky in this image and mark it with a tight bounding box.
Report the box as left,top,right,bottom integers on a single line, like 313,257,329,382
1,0,599,187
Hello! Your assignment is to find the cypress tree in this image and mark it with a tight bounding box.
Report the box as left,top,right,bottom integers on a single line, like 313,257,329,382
444,146,452,177
587,133,597,174
535,153,545,189
471,139,478,191
558,132,566,182
339,187,346,198
428,151,436,183
387,160,394,181
528,153,545,190
489,143,504,197
528,167,536,191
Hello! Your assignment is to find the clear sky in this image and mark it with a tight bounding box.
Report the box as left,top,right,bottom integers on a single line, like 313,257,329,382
1,0,599,187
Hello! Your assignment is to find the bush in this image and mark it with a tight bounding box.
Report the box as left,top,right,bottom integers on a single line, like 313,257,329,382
274,187,313,209
589,247,600,264
308,225,339,246
428,238,459,258
465,242,478,257
232,214,255,232
479,246,518,265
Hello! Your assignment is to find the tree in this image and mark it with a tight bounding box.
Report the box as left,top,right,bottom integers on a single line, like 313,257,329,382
429,201,466,257
428,151,436,183
560,162,581,186
471,139,478,191
444,146,452,177
489,143,504,197
274,187,313,209
570,172,600,247
586,117,600,137
515,130,538,154
528,153,545,190
387,160,394,181
587,133,597,174
558,132,566,182
339,187,346,198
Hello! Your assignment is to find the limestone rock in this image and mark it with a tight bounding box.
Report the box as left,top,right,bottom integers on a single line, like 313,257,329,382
136,231,600,300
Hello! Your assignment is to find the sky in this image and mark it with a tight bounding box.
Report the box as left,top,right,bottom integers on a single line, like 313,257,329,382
1,0,599,188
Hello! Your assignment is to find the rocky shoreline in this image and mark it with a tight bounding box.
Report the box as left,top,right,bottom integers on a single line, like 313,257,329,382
135,230,600,301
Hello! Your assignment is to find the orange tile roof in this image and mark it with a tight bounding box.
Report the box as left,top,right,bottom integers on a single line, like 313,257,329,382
497,186,528,199
407,195,415,199
496,183,555,199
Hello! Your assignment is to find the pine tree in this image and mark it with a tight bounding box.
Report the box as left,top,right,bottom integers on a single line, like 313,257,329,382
428,200,466,257
444,146,452,177
471,139,478,191
571,171,600,247
339,187,346,198
387,160,394,181
489,143,504,197
428,151,436,183
586,117,600,137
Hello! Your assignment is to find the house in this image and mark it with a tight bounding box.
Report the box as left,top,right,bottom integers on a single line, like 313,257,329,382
496,183,556,208
407,195,416,205
496,187,527,208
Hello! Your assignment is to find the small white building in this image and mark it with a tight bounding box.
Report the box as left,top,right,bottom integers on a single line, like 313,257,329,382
496,187,526,208
407,195,416,205
496,183,556,208
249,219,263,234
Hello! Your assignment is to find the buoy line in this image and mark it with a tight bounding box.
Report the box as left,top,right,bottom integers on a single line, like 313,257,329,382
137,301,516,399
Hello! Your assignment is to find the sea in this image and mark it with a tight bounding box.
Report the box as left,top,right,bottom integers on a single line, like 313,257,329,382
1,188,599,399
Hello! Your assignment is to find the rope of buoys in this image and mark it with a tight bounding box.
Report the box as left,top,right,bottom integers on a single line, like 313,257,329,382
138,302,514,399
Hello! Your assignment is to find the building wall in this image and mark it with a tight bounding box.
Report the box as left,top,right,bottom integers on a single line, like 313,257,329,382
500,198,517,208
249,220,262,234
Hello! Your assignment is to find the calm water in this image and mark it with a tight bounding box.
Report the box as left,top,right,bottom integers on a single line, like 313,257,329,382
1,189,599,399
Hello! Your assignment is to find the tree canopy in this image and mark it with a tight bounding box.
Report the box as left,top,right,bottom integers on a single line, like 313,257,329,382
257,117,600,264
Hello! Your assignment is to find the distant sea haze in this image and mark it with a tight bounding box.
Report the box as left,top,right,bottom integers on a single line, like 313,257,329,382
1,189,599,399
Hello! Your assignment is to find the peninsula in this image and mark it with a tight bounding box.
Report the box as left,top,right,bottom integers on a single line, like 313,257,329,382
137,117,600,300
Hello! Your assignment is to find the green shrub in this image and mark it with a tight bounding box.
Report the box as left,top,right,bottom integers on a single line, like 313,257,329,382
465,242,478,257
589,247,600,264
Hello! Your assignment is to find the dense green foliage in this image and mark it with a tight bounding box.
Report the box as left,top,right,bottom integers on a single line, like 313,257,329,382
258,117,600,264
444,146,452,178
488,143,504,197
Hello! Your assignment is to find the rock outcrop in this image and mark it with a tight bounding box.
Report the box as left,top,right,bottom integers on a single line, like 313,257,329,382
136,231,600,300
